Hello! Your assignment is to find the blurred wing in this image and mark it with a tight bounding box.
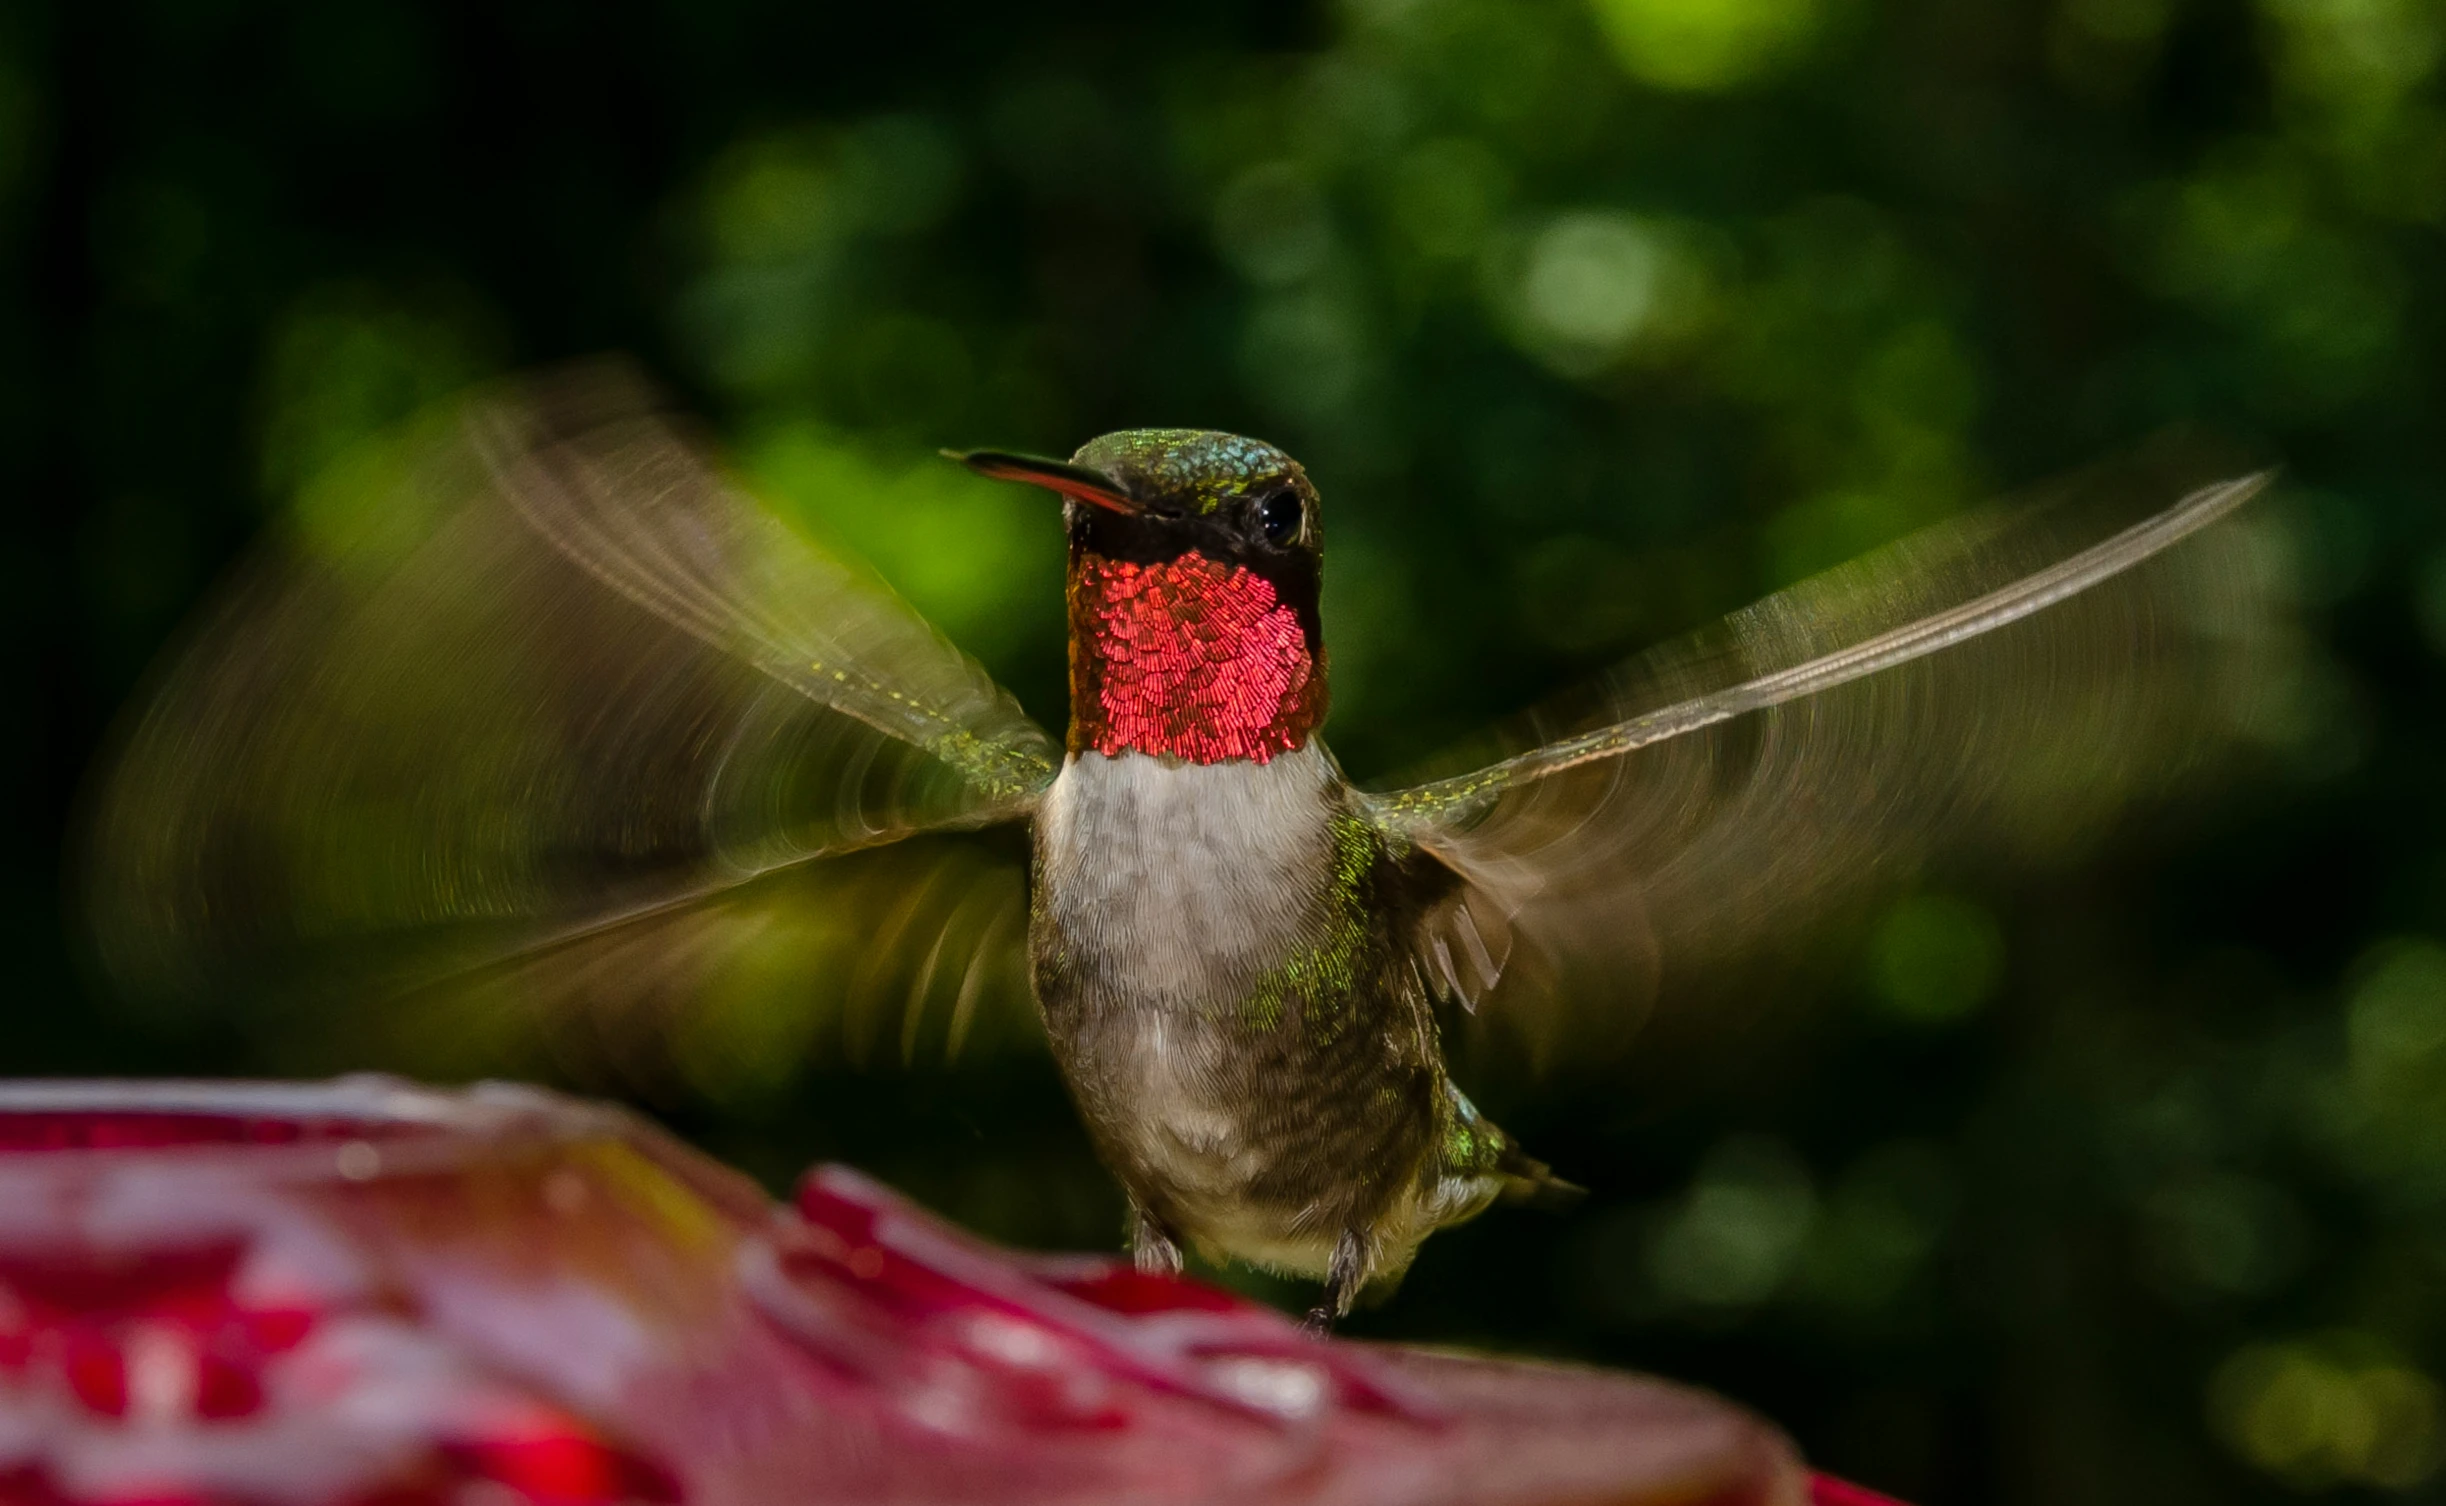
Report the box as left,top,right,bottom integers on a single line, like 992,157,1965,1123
1367,450,2284,1069
84,362,1057,1067
377,831,1041,1096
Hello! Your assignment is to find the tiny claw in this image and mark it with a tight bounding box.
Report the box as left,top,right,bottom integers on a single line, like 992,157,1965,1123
1301,1306,1336,1337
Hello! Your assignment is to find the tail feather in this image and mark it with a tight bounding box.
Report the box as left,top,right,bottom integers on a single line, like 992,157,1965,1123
1496,1142,1587,1212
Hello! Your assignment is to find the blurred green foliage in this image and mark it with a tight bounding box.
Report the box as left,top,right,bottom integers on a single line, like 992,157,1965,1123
9,0,2446,1501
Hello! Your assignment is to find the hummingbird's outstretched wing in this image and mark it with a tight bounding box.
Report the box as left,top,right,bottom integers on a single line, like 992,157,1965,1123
83,362,1057,1075
1364,449,2287,1071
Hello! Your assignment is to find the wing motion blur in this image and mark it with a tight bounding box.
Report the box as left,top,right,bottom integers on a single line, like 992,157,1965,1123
1368,450,2284,1069
83,363,1057,1072
86,364,2286,1090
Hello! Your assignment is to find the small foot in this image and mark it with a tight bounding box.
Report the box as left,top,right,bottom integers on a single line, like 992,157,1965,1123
1129,1203,1183,1276
1302,1228,1369,1336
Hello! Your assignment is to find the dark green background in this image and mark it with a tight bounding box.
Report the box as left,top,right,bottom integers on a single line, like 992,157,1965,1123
10,0,2446,1500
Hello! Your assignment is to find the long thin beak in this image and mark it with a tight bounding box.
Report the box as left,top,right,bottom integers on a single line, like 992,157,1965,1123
944,449,1142,514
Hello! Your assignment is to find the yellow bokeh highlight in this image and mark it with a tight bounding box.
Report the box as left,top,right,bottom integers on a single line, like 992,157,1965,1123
1585,0,1822,91
2211,1336,2446,1489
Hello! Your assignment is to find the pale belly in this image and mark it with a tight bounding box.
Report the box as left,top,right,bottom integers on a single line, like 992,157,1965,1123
1087,1009,1345,1277
1029,743,1393,1276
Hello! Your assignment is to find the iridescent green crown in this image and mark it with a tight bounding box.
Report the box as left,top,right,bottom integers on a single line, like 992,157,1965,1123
1070,429,1302,516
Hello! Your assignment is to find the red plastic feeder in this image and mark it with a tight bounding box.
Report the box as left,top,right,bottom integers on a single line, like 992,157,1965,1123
0,1078,1874,1505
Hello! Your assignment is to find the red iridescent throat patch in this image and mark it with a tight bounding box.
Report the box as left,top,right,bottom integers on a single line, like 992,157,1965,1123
1068,550,1326,764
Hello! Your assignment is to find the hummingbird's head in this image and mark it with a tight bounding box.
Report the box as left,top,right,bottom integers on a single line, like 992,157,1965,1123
952,430,1326,766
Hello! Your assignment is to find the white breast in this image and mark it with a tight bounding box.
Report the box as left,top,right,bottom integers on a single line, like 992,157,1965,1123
1035,743,1339,1011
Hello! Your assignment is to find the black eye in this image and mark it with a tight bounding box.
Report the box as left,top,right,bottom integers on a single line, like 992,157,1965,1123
1258,490,1304,546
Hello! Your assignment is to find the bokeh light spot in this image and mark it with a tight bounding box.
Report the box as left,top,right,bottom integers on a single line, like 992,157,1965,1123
2140,1173,2309,1300
1793,1141,1954,1314
1866,894,2003,1025
1585,0,1823,91
2347,938,2446,1078
1386,138,1510,262
1214,163,1336,286
2211,1337,2446,1488
1647,1137,1817,1309
1498,211,1699,376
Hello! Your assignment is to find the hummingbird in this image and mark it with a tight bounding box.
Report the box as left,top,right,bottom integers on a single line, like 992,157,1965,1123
84,363,2276,1326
